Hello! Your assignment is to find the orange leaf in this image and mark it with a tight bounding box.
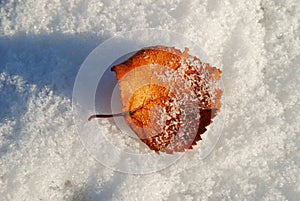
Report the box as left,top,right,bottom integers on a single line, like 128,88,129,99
110,46,222,154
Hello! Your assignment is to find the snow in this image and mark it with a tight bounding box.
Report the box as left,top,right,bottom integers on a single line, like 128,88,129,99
0,0,299,200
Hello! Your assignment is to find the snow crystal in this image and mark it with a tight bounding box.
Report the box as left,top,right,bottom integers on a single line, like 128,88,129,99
0,0,299,200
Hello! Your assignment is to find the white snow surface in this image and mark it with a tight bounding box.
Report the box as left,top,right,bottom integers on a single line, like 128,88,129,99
0,0,299,200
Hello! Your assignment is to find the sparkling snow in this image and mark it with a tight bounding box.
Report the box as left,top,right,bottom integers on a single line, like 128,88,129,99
0,0,299,200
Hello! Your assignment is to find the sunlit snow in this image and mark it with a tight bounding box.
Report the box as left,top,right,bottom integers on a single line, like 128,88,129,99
0,0,299,200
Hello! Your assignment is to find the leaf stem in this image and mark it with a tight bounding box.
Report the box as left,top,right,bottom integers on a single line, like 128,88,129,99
88,112,129,121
